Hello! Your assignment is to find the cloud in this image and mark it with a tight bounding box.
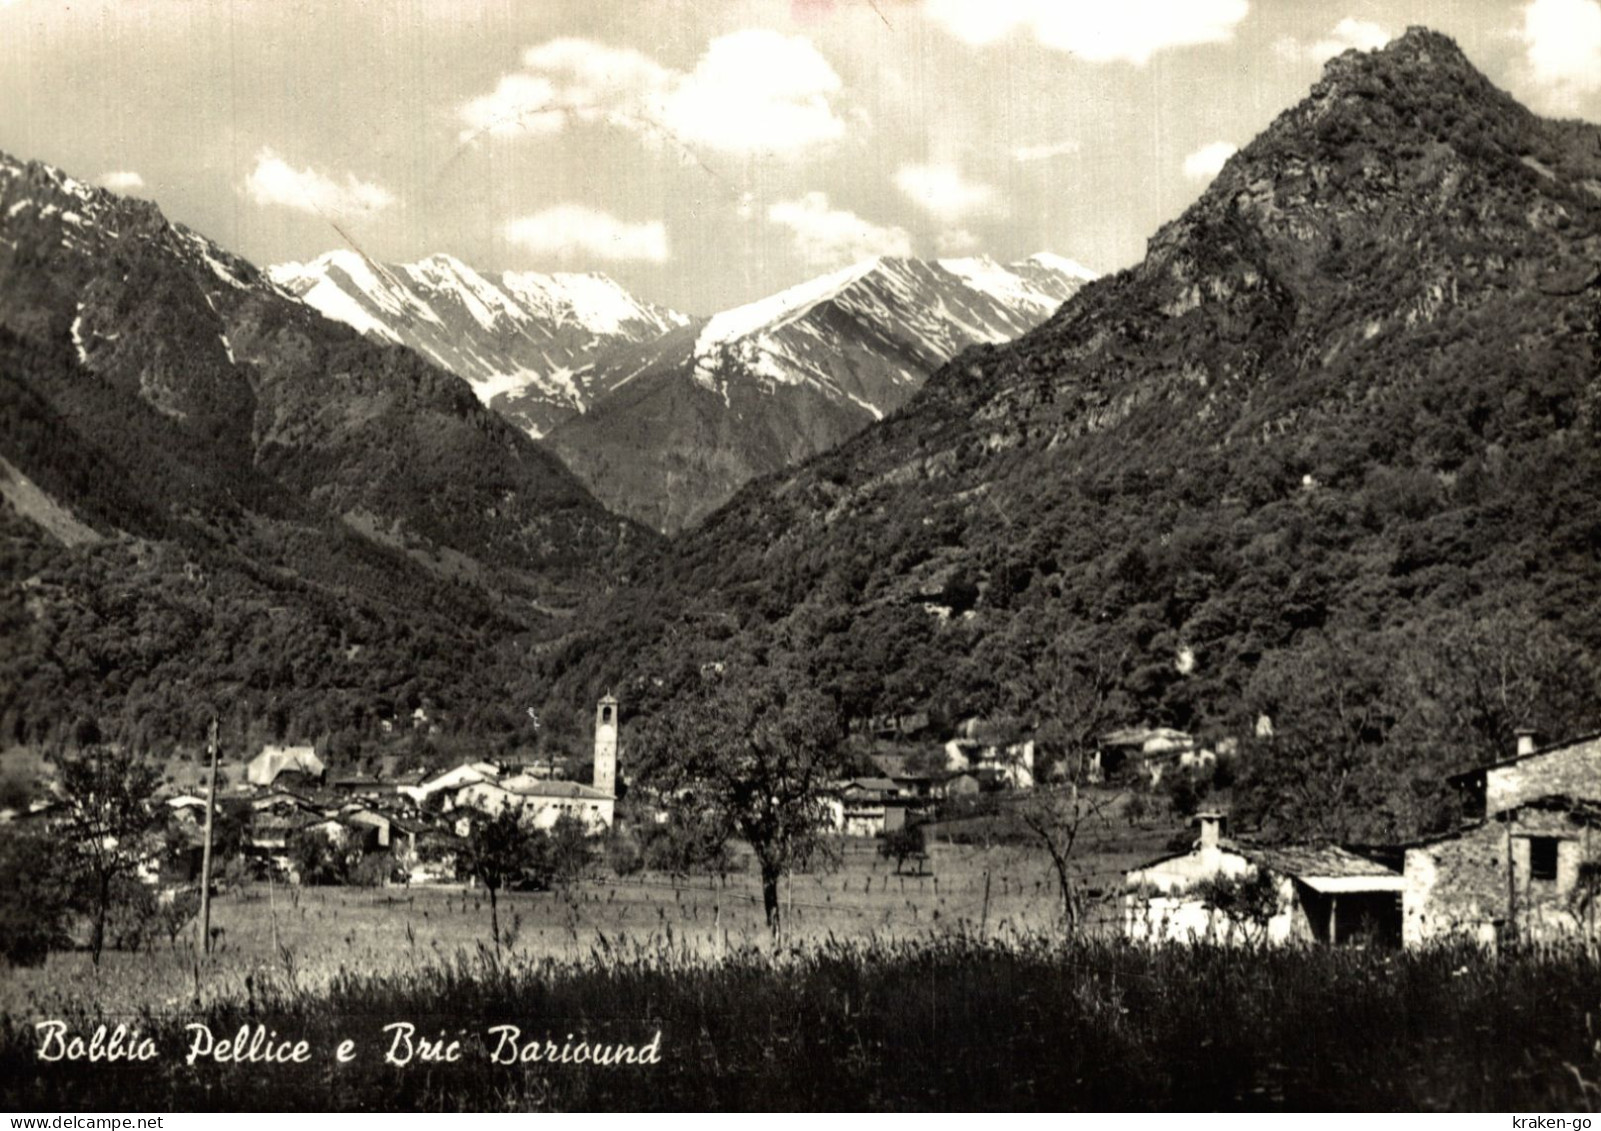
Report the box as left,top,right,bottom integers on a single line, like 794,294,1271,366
1310,18,1392,61
935,228,982,255
243,149,394,217
95,171,145,193
1011,139,1081,162
662,30,846,154
1182,141,1238,181
459,30,846,156
894,163,1000,224
1275,17,1392,63
1520,0,1601,107
923,0,1249,64
502,205,669,263
766,192,912,268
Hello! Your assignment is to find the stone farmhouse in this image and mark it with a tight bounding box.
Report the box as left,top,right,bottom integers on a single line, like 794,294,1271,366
1405,731,1601,946
1124,731,1601,949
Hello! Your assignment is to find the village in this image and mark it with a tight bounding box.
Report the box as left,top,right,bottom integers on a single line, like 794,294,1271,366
5,689,1600,958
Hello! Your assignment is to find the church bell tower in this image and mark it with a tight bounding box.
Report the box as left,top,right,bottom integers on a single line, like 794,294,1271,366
593,694,618,796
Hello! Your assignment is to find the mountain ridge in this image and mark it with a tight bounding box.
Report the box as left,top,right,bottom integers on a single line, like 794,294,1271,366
269,249,688,435
537,27,1601,842
0,149,651,753
538,251,1097,531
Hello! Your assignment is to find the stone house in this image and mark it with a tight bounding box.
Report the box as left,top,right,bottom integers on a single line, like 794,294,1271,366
1448,731,1601,820
1404,731,1601,947
1124,813,1405,946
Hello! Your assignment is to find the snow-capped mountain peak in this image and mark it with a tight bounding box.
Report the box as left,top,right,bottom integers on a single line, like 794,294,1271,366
268,250,688,435
538,251,1099,533
1023,251,1100,282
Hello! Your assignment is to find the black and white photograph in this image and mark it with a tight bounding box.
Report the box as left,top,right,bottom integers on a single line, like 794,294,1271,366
3,0,1601,1113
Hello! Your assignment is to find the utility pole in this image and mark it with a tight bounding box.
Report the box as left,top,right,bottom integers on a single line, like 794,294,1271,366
198,717,219,955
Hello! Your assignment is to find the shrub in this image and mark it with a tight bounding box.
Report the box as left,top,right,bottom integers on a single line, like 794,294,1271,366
878,823,927,873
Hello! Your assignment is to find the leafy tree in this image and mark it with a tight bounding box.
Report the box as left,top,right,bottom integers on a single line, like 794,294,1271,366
54,744,163,963
641,807,736,878
638,664,846,934
456,804,546,955
0,827,75,965
287,827,357,886
546,813,594,886
1397,607,1601,769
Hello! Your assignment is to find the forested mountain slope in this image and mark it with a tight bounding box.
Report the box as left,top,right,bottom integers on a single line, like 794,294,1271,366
0,153,650,754
544,29,1601,838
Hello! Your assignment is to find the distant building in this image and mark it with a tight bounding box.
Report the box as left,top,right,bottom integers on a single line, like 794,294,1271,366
821,777,912,837
246,745,325,788
941,737,1035,789
1092,728,1212,786
399,761,500,805
453,698,618,832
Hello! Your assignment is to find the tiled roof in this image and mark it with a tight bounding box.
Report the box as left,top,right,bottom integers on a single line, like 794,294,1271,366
1242,844,1399,879
490,779,613,801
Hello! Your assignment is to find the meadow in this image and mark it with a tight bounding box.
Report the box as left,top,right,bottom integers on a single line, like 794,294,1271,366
5,838,1601,1111
5,931,1601,1111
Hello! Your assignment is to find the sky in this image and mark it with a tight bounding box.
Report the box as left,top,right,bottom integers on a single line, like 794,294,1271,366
2,0,1600,315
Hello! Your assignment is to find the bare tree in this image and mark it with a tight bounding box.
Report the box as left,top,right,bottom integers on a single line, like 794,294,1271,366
1017,781,1121,934
1008,644,1122,932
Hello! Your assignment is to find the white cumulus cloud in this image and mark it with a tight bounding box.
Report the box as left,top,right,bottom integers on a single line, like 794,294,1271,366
1521,0,1601,109
1311,18,1392,61
767,192,912,269
935,228,982,256
894,163,1000,224
1275,18,1392,63
460,30,847,156
503,205,669,264
95,171,145,193
1182,141,1238,181
924,0,1249,64
243,149,394,217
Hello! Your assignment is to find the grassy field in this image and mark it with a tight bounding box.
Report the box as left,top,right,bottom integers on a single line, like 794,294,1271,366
5,931,1601,1111
5,828,1601,1111
0,838,1146,1020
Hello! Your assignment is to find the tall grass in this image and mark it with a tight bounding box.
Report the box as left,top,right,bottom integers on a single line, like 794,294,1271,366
5,934,1601,1111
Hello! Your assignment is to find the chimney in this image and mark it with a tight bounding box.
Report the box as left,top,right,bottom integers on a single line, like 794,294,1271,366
1515,729,1540,758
